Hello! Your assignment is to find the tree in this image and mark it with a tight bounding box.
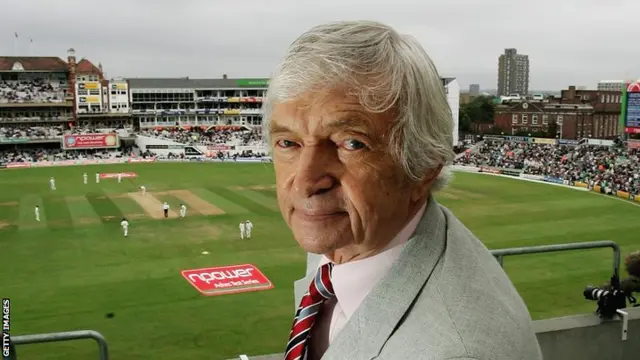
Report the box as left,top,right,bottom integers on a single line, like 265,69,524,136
458,106,472,133
460,96,495,133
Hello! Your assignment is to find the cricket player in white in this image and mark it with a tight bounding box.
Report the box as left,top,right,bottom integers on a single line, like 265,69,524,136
239,221,246,239
163,202,170,218
49,177,56,190
120,217,129,237
140,185,146,196
245,220,253,239
117,173,122,183
96,173,100,183
35,205,40,222
83,173,88,184
180,204,187,218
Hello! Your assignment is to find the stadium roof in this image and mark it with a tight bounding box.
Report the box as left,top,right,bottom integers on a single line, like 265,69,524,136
127,78,269,90
442,77,457,86
75,58,102,75
128,77,458,90
0,56,67,72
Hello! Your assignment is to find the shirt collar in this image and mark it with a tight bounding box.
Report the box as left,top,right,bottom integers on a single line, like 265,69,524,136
316,201,427,319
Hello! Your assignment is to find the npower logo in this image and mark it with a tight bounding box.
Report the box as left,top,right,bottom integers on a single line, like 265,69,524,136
181,264,273,296
76,135,105,141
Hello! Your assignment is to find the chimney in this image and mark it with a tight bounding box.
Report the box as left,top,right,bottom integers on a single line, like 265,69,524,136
66,48,77,125
567,86,577,103
222,74,228,79
98,62,104,77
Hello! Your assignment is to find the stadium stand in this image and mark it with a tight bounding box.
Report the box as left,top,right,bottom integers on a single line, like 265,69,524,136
455,140,640,195
0,126,64,140
139,126,262,147
0,78,66,104
0,146,134,163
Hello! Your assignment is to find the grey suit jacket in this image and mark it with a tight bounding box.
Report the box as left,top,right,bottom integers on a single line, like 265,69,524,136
293,196,543,360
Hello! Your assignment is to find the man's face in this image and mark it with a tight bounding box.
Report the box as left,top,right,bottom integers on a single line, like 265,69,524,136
269,90,432,263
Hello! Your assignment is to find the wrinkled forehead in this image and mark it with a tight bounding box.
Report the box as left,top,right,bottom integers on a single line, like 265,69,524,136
268,89,394,137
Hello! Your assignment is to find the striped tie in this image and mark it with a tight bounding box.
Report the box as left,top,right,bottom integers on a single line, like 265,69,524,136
285,262,335,360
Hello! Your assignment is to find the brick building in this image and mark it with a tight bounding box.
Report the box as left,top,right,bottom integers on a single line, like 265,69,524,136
494,101,593,139
560,86,621,139
493,85,622,139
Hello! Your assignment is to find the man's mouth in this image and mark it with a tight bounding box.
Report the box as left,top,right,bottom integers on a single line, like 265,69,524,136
293,209,348,222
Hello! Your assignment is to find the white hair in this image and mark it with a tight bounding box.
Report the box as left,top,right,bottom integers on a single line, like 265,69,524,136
262,20,455,191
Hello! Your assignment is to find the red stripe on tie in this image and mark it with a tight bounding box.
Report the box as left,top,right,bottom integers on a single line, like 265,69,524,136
284,263,334,360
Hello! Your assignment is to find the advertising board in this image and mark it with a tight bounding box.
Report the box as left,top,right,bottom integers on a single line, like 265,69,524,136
62,133,120,150
181,264,273,296
78,96,100,104
624,81,640,133
532,137,556,145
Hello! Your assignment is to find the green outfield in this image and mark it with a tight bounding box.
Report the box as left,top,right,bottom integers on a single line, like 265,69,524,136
1,163,639,360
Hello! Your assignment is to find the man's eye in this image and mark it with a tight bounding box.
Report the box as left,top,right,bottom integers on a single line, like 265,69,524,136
342,139,367,151
276,139,297,148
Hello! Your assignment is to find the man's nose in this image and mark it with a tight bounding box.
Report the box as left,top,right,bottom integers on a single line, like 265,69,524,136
293,144,338,198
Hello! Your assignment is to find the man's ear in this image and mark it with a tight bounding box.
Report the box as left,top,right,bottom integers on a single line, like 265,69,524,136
410,165,443,202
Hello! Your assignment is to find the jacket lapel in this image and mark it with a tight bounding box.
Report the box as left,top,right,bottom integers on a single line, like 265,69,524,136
293,253,323,313
321,196,448,360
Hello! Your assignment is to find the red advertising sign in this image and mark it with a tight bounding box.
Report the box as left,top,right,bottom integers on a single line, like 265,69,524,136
239,96,264,103
628,140,640,149
479,166,502,174
207,145,231,151
128,157,156,163
31,160,78,167
181,264,273,296
624,127,640,134
213,125,242,130
100,172,137,179
63,133,120,150
6,162,31,169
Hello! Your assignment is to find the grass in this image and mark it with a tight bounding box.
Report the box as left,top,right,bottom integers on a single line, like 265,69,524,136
0,163,639,360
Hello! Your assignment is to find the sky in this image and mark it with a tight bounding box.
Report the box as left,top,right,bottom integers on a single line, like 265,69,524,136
1,0,638,91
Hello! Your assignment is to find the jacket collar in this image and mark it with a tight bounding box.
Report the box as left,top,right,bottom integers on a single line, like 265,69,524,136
320,194,447,359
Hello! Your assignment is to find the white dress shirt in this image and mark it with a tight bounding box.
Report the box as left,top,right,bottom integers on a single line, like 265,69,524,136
307,202,427,359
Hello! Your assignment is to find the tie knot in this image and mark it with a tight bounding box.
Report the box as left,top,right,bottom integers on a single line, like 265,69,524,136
308,262,334,302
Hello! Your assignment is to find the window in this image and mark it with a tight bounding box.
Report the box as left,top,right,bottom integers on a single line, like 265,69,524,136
522,114,528,124
557,115,564,125
512,114,518,124
542,114,548,125
532,114,538,125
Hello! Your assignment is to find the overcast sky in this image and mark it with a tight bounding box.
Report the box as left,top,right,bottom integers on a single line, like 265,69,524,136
1,0,638,91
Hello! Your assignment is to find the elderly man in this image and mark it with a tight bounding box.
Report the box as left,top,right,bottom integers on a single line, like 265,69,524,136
263,20,542,360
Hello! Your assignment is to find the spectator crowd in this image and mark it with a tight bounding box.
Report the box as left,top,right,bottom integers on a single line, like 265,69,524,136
139,127,262,147
3,121,638,197
0,78,66,104
455,140,640,195
1,126,120,141
0,146,134,164
1,126,64,140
